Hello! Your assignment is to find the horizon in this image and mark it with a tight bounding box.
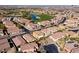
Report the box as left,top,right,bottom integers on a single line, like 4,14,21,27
0,5,79,9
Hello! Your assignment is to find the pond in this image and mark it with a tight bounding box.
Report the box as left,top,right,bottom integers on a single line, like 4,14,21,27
43,44,59,53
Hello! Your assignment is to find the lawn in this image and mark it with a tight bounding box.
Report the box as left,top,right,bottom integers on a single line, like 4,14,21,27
34,14,55,23
0,23,5,29
39,14,53,21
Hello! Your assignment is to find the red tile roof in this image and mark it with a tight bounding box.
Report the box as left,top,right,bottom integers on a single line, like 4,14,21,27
40,20,51,26
29,42,38,49
20,44,35,53
3,20,16,28
8,27,19,34
0,42,10,52
71,48,79,53
23,34,35,43
12,36,25,46
0,38,8,44
49,32,65,41
18,18,31,24
64,41,78,52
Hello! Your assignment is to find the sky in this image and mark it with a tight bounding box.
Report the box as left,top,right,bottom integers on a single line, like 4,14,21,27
0,0,79,5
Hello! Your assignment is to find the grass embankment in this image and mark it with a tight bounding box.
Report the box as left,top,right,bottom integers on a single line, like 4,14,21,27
0,23,5,29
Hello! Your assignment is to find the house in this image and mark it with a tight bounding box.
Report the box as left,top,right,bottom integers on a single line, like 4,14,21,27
0,38,8,44
12,36,26,47
32,31,44,39
3,20,20,35
29,42,38,49
0,35,8,39
3,20,16,28
15,18,31,25
46,27,58,34
53,15,66,25
41,29,51,37
26,23,36,31
22,34,36,43
53,20,59,26
49,32,66,42
0,43,10,53
20,44,35,53
39,20,51,27
71,48,79,53
64,41,79,53
63,31,78,38
63,19,79,27
7,27,20,35
0,38,10,52
26,23,41,31
21,18,31,24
